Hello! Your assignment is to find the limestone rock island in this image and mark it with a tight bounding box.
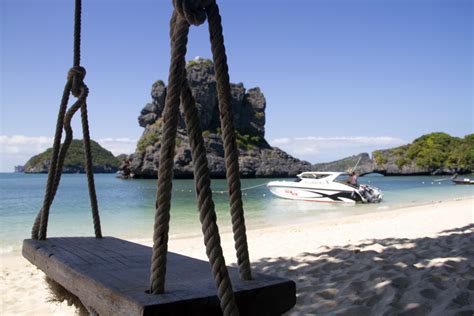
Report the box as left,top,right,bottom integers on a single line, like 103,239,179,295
120,58,312,179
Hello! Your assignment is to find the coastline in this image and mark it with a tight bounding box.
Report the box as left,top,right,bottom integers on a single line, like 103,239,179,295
1,197,473,315
164,196,473,261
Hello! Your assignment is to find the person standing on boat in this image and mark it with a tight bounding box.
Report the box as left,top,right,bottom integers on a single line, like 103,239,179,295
348,171,358,186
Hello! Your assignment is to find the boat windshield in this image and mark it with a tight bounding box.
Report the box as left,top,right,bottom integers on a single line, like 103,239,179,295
335,173,350,182
300,173,330,179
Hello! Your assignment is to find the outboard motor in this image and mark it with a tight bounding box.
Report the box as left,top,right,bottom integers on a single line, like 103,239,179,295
358,184,383,203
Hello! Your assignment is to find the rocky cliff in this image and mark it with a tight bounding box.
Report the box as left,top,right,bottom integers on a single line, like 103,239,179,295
24,139,121,173
120,58,312,179
314,133,474,176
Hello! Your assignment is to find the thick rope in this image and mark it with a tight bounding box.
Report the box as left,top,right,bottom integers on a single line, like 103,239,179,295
81,101,102,238
150,2,242,314
31,77,95,238
37,81,87,240
173,0,210,26
181,78,238,316
206,2,252,281
150,12,188,295
31,80,72,239
31,0,102,240
74,0,81,67
170,11,238,314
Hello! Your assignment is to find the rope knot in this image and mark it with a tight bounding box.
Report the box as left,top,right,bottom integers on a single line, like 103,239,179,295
68,66,86,97
173,0,213,26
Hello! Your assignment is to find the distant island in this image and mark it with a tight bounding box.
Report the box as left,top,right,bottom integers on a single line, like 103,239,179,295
314,133,474,176
118,58,311,179
14,165,25,173
23,139,121,173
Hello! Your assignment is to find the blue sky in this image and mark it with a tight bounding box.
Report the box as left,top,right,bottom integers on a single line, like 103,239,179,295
1,0,472,171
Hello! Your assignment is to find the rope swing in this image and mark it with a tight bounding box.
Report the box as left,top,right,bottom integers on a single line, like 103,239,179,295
150,0,252,314
30,0,102,241
29,0,253,314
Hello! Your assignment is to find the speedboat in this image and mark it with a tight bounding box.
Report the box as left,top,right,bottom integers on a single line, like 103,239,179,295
267,172,383,203
452,178,474,185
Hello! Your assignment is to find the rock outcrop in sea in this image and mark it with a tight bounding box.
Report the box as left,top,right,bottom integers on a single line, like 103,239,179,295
119,58,312,179
14,165,25,173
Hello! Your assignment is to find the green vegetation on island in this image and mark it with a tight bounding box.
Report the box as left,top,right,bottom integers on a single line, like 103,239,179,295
314,133,473,176
137,119,162,153
24,139,121,173
235,131,263,151
373,133,474,172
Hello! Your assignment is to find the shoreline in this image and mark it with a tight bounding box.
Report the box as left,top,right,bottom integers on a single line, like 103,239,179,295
162,196,473,261
1,197,473,315
134,194,474,246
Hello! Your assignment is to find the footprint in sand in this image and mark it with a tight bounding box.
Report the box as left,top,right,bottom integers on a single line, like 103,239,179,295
420,288,437,300
316,288,338,300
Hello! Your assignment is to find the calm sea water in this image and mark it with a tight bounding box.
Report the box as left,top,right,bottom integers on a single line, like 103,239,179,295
1,173,472,254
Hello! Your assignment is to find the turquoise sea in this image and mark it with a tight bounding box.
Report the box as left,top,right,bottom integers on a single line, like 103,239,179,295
1,173,472,254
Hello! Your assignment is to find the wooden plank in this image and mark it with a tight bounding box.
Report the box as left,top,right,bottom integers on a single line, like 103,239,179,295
23,237,296,315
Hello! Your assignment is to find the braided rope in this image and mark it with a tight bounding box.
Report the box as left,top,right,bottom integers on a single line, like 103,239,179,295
81,102,102,238
150,2,240,314
31,0,102,240
150,12,188,295
31,80,72,239
38,81,87,239
73,0,81,67
181,80,239,315
205,2,252,281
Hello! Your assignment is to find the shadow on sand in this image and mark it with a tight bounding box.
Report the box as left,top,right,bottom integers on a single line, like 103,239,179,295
251,224,474,315
45,224,474,315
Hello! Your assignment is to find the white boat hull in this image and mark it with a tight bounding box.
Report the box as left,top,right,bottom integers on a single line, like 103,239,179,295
267,173,383,204
267,184,359,203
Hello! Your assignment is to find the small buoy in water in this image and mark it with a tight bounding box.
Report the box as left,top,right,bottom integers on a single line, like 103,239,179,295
422,182,425,184
262,193,266,197
189,190,192,192
438,182,441,185
431,182,434,185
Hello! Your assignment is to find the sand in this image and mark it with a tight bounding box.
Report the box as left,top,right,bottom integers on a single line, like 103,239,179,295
1,197,473,315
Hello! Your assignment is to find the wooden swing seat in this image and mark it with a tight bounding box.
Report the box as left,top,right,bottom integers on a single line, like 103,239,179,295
23,237,296,315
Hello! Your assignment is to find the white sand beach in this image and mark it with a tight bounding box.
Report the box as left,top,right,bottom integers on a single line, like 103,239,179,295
1,197,473,315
